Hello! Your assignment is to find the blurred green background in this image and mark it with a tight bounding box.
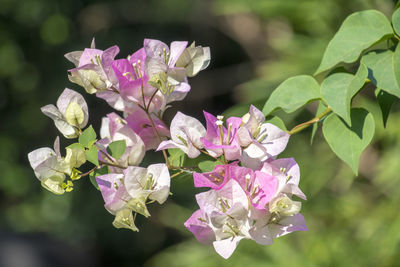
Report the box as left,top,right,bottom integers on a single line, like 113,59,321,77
1,0,400,266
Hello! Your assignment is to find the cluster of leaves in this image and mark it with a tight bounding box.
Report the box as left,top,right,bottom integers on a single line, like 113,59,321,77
263,7,400,175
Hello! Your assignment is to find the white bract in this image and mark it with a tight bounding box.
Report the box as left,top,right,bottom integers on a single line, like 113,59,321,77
41,88,89,139
157,112,206,158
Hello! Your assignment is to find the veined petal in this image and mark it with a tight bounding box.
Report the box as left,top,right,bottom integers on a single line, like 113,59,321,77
184,209,215,245
169,41,188,66
213,236,244,259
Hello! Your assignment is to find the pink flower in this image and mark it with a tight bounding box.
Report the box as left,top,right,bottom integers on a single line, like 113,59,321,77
184,209,215,245
193,162,238,189
66,40,120,94
99,112,145,168
260,158,306,200
238,105,290,169
144,39,191,105
125,108,170,150
111,48,164,111
201,112,242,161
229,165,279,210
96,173,131,214
193,179,252,259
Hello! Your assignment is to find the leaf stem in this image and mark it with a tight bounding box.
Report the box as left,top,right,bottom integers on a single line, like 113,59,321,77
80,166,98,177
289,107,332,135
170,170,185,179
99,160,127,169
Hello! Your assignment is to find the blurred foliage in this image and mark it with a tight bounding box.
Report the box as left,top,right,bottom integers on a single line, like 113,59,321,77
0,0,399,266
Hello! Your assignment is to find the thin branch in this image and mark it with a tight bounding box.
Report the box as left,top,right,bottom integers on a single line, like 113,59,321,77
80,166,98,177
288,107,332,135
99,160,127,169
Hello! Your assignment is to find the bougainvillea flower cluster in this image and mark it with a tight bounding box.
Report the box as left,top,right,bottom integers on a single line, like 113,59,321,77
27,38,306,259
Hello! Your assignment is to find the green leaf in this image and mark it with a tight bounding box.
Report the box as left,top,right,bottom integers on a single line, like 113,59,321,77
67,142,85,150
85,145,99,166
79,125,97,148
393,7,400,36
322,108,375,175
311,101,327,145
361,43,400,98
321,64,368,125
375,89,397,127
198,160,218,172
262,75,321,116
315,10,393,75
168,149,186,168
89,166,109,190
265,116,287,131
106,140,126,160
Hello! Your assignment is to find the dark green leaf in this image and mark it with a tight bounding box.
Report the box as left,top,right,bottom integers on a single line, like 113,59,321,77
321,64,368,125
322,108,375,175
198,160,218,172
315,10,393,75
375,89,397,127
106,140,126,160
85,145,99,166
262,75,321,116
79,125,97,148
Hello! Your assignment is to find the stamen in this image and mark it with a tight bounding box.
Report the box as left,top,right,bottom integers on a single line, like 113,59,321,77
197,217,207,223
218,198,227,212
253,124,262,138
163,48,167,64
166,52,170,64
226,123,232,145
137,60,142,77
144,174,154,190
223,230,236,237
251,184,259,197
257,132,268,143
123,72,135,80
224,199,231,209
95,54,102,67
280,167,287,173
286,175,292,182
209,174,222,183
217,115,224,121
245,174,251,191
132,62,140,78
176,135,188,146
216,120,224,145
225,222,239,235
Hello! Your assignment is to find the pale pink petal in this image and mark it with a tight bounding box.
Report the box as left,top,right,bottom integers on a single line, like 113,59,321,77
184,209,215,245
